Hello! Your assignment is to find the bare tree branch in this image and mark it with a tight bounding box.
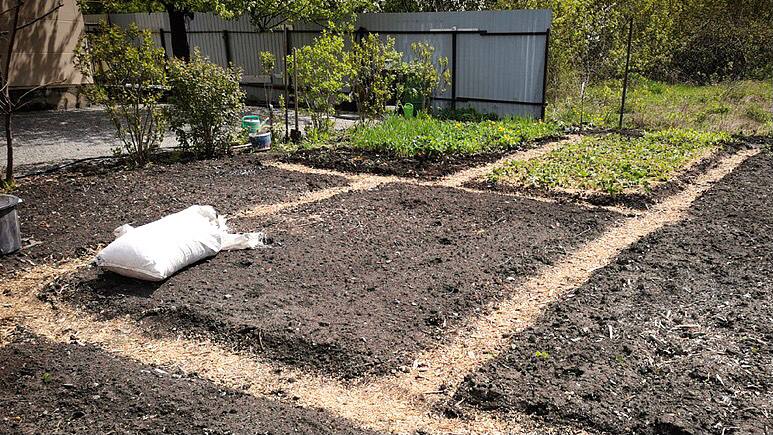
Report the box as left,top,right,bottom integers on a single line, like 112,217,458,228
15,1,63,32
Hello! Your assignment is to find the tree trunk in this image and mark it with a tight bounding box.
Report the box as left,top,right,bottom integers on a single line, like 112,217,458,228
3,0,21,184
166,5,190,61
5,112,13,183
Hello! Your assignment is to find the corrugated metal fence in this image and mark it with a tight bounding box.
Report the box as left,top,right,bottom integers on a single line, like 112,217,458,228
85,10,552,118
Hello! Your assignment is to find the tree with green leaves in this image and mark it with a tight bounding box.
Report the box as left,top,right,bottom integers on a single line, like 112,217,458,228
75,23,168,166
396,41,451,112
79,0,243,60
349,34,401,121
239,0,370,31
288,31,352,134
167,49,245,157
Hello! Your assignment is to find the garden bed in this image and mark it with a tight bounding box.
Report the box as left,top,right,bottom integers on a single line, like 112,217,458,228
283,115,563,179
42,183,622,379
0,331,372,434
452,152,773,434
1,155,348,274
473,129,738,209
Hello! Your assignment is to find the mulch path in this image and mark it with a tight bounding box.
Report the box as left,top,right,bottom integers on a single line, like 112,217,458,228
44,182,622,379
452,152,773,434
0,331,373,434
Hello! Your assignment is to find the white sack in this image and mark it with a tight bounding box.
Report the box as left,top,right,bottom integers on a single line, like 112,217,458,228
95,205,267,281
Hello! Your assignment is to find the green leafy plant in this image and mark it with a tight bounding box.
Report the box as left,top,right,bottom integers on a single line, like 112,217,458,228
258,50,277,126
75,23,168,167
491,129,731,194
395,42,451,112
167,48,245,157
348,114,559,157
41,372,53,384
535,350,550,360
349,33,402,122
288,31,352,134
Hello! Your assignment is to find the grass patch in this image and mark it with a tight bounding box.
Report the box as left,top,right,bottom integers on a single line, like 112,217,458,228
345,114,561,157
549,77,772,135
490,129,730,194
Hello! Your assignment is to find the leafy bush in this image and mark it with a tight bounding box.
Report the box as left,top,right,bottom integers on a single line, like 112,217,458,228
167,49,245,157
288,31,351,134
349,33,402,121
348,114,559,157
75,23,167,166
490,129,730,194
395,42,451,112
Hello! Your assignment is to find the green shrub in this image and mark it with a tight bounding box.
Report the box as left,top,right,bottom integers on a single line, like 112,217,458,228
491,129,730,194
348,114,559,157
167,49,245,157
349,33,402,122
75,23,167,167
395,42,451,112
288,31,351,134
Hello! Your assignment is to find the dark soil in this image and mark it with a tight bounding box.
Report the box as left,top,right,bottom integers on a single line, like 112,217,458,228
0,330,374,434
44,183,621,379
467,143,750,210
283,137,563,179
453,153,773,434
1,154,348,273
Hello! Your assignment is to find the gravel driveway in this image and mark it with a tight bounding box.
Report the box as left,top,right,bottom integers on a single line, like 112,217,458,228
1,107,357,176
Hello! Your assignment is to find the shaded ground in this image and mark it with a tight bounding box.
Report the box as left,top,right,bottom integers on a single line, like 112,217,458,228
1,155,348,273
3,107,356,174
283,136,561,179
0,331,374,434
43,183,622,379
453,153,773,434
2,108,178,170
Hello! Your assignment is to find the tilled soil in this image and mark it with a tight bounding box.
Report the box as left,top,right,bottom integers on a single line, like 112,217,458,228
283,137,561,179
2,155,348,273
45,183,621,379
453,153,773,434
0,331,374,434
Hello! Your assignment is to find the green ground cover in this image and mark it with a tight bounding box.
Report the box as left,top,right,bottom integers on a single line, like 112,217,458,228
343,114,561,157
490,129,731,194
549,78,772,135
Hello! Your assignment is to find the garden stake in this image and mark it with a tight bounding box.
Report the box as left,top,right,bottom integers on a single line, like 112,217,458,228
619,17,634,130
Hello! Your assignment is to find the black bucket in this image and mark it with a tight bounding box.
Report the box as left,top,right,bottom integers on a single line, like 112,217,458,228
0,194,21,255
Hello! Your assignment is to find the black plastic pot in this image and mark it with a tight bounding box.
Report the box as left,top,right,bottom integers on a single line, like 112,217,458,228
0,194,21,255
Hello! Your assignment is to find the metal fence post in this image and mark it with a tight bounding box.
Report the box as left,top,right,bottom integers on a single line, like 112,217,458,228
540,28,550,120
451,30,457,111
619,18,633,130
283,27,291,143
222,30,232,64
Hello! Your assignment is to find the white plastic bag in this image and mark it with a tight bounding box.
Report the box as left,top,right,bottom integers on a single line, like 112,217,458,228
95,205,266,281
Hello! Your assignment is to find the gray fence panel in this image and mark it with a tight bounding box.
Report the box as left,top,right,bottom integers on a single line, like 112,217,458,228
85,10,552,118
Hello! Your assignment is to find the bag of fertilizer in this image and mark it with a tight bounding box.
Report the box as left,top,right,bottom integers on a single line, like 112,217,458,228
95,205,267,281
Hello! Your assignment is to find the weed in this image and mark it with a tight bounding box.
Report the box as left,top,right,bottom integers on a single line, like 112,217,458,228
491,129,730,194
549,78,772,135
535,350,550,360
41,372,52,384
346,114,560,157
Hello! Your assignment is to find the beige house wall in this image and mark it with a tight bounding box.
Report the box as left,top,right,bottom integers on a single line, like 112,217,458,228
1,0,87,87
